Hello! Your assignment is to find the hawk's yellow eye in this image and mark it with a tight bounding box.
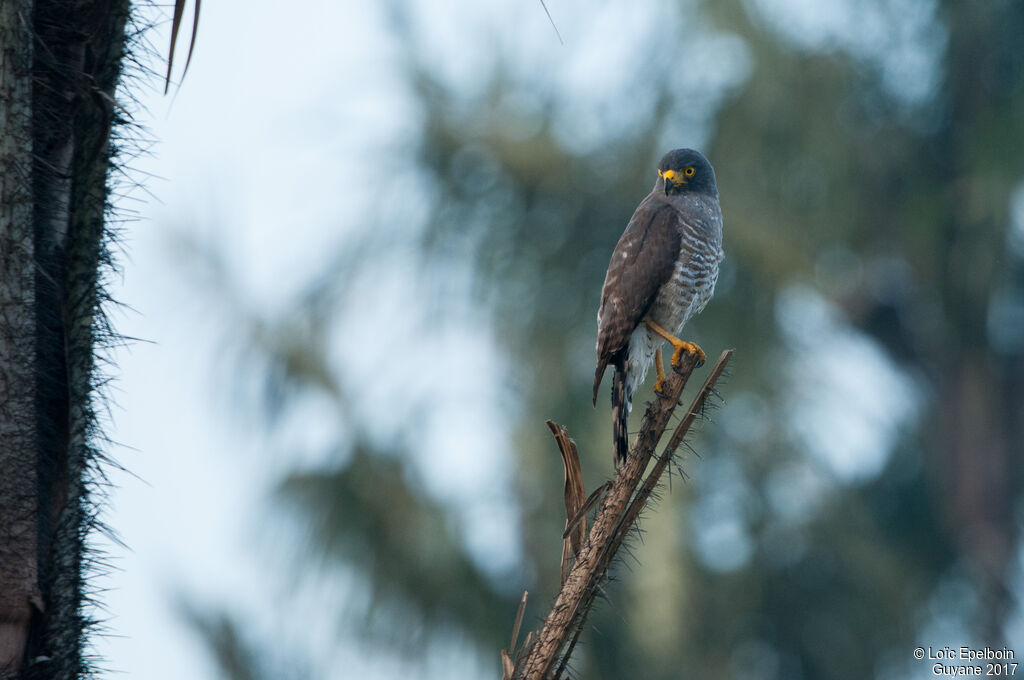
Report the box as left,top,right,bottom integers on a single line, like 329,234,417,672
684,166,696,177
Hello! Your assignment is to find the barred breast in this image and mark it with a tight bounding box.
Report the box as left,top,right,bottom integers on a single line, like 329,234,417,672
646,193,724,333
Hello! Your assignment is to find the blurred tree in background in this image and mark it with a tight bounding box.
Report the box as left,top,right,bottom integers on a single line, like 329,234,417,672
186,0,1024,678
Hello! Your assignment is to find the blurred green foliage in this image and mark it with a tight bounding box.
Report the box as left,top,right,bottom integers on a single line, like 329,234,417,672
192,0,1024,677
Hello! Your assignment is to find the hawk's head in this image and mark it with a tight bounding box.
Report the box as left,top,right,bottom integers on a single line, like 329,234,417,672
657,148,717,198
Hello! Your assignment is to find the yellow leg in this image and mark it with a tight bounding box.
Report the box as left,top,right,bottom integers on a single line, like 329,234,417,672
652,347,666,394
645,320,706,367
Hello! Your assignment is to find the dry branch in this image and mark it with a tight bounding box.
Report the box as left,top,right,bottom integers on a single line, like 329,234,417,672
548,421,586,585
505,349,734,680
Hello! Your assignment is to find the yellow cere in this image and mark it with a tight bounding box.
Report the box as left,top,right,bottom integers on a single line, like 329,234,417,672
662,169,676,182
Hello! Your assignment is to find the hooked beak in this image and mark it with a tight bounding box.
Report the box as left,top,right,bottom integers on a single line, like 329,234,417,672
661,169,677,194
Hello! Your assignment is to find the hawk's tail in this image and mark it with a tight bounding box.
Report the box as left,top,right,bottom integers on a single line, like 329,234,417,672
611,361,629,467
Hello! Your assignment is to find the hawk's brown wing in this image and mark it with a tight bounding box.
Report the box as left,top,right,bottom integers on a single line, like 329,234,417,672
593,198,682,403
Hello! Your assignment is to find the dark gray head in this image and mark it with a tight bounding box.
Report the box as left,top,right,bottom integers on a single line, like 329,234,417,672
657,148,718,198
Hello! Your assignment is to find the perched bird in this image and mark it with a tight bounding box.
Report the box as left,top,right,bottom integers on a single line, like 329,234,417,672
593,148,724,467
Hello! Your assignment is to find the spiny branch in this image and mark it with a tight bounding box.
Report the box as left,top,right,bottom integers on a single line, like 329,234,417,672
502,349,734,679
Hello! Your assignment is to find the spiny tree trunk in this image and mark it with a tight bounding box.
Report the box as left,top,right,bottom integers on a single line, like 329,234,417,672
0,1,130,677
1,0,41,672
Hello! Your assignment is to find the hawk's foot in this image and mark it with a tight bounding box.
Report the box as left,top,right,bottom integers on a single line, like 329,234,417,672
670,341,706,369
644,320,706,370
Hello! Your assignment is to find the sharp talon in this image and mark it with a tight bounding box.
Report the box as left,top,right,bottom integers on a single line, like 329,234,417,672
670,341,706,371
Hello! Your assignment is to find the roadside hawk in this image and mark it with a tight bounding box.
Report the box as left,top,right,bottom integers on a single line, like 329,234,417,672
593,148,724,466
